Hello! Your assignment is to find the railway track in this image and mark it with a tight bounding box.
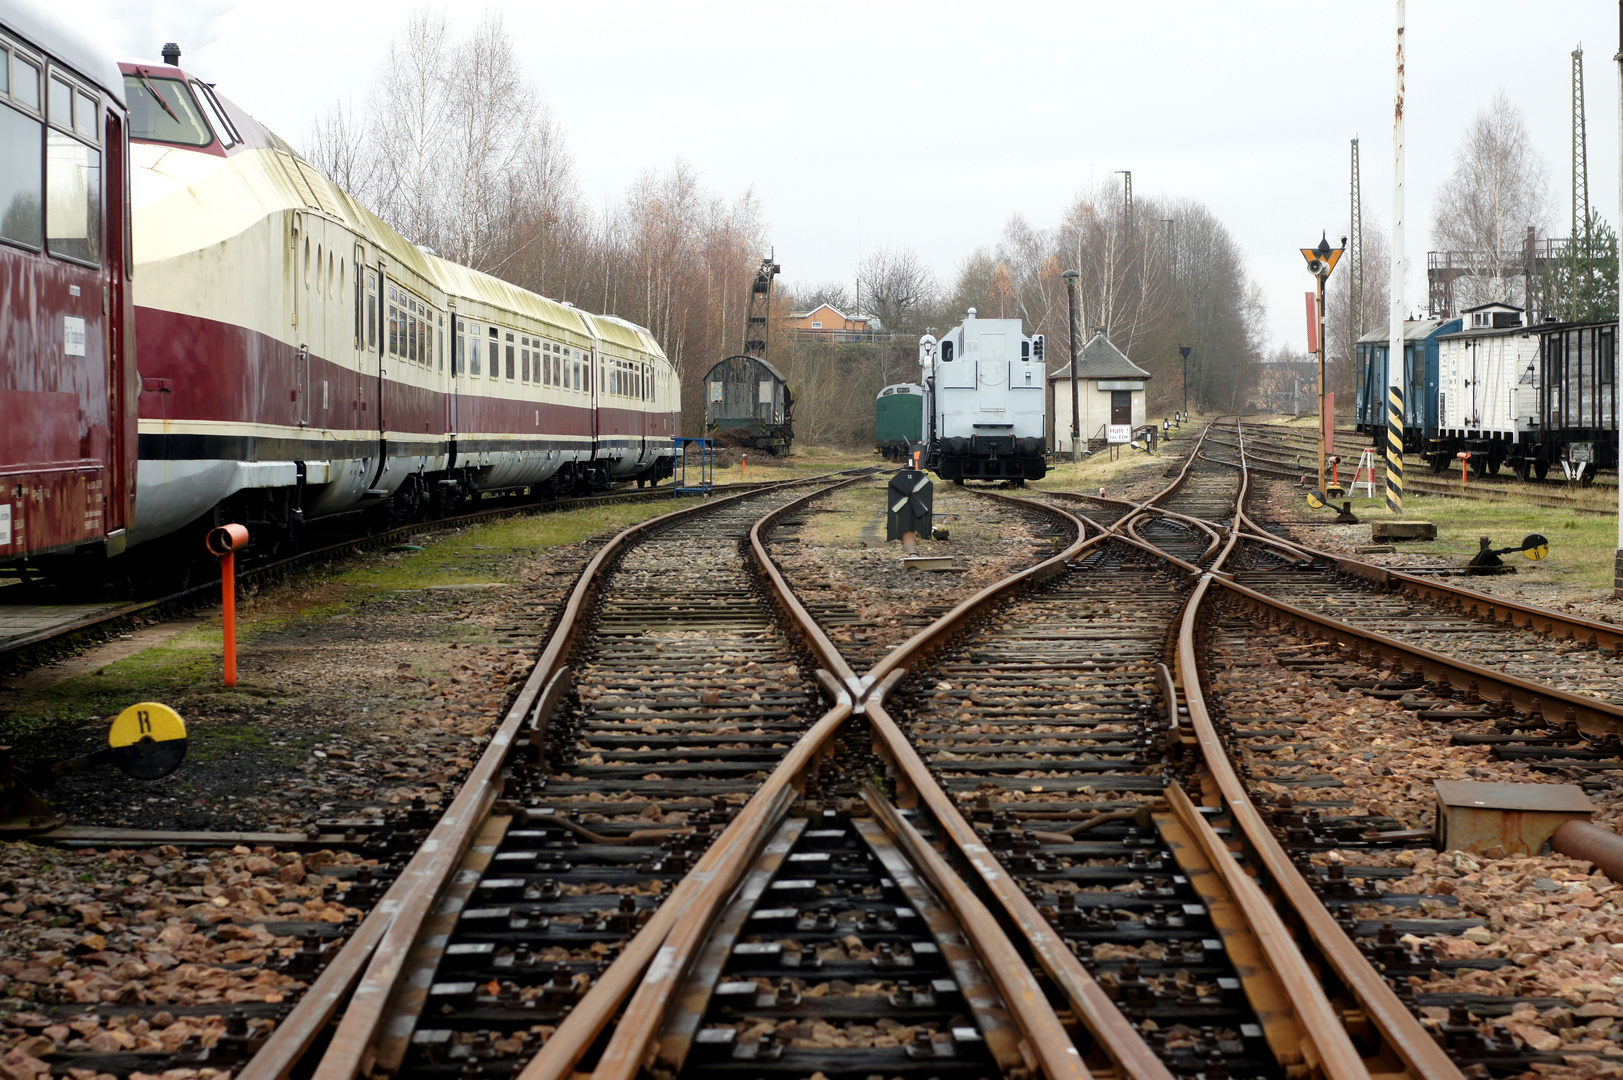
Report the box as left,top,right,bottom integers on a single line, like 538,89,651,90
0,478,794,670
35,419,1623,1080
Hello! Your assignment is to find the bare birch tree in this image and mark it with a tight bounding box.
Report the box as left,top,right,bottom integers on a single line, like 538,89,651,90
1431,91,1550,310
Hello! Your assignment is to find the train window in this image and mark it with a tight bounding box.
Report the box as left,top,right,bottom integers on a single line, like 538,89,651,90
191,81,237,148
0,103,43,249
438,326,444,372
123,73,211,146
315,243,322,293
74,92,95,140
388,300,398,356
941,340,954,362
521,346,530,383
505,343,515,381
328,251,335,299
48,77,70,128
487,335,498,378
12,54,38,109
45,132,100,264
410,312,419,362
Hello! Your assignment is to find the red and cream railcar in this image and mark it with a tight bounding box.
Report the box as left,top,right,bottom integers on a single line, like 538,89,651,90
114,51,675,560
0,6,135,570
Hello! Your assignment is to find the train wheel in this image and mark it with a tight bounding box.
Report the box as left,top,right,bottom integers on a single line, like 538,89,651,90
1428,455,1449,474
1514,460,1532,482
1485,459,1501,476
1534,460,1550,480
1471,454,1488,478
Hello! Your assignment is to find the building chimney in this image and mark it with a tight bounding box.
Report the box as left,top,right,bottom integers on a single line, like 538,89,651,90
161,43,181,66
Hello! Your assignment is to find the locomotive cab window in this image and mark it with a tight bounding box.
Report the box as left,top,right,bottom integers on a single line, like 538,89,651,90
505,332,515,380
123,72,213,146
941,340,954,363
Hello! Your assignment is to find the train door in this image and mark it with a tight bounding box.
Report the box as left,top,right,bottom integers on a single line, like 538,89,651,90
105,108,130,539
589,346,601,462
640,361,650,465
294,345,310,426
367,261,387,491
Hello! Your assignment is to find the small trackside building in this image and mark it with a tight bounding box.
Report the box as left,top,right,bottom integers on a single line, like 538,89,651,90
1046,329,1153,453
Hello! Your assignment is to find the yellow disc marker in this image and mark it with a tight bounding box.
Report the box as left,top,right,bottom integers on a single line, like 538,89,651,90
109,702,188,780
1522,534,1550,561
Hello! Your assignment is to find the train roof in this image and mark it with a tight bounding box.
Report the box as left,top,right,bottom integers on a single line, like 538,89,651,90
5,1,125,104
1355,318,1460,345
580,312,664,359
427,256,594,340
705,354,788,384
878,383,924,397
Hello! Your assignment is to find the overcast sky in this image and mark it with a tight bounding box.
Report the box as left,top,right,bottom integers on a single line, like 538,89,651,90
71,0,1623,355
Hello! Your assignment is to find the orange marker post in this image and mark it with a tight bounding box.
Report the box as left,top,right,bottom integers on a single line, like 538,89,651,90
205,524,250,686
1457,451,1471,492
742,453,747,479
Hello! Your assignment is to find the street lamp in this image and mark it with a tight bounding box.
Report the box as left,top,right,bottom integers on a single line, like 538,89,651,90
1062,269,1080,463
1178,345,1191,416
1301,232,1345,495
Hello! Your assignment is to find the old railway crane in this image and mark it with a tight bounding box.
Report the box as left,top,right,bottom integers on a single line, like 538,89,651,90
703,257,795,455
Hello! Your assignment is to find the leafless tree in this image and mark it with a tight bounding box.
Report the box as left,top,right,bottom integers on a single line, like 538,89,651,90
1431,91,1550,310
786,282,855,314
856,246,937,333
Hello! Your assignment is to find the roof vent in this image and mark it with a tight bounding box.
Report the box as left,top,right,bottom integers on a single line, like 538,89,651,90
161,43,181,65
966,307,977,319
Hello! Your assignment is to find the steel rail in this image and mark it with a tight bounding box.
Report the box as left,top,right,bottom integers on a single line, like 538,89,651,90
860,788,1092,1080
576,482,1134,1080
1108,421,1467,1080
1173,573,1468,1080
1236,522,1623,655
0,475,825,665
238,471,862,1080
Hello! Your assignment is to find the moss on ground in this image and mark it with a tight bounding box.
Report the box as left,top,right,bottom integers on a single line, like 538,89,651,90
1340,491,1616,591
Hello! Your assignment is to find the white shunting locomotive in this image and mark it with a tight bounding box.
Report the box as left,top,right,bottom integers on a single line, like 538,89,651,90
917,310,1048,484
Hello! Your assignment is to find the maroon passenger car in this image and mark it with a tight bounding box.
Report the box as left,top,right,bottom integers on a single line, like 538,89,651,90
0,6,135,571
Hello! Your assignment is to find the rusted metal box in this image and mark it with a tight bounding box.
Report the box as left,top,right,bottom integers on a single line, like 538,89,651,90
1434,780,1594,854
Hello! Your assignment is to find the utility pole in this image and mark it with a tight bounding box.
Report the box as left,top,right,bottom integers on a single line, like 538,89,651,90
1116,171,1133,232
1572,45,1591,322
1063,270,1081,463
1350,138,1364,355
1614,0,1622,597
1387,0,1407,515
1179,345,1191,416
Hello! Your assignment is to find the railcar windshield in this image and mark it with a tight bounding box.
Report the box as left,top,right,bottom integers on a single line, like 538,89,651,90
122,73,211,146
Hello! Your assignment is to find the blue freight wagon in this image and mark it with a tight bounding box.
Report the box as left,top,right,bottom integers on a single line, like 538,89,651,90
1352,317,1460,451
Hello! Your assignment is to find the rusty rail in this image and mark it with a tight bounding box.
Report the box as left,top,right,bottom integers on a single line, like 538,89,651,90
238,471,868,1080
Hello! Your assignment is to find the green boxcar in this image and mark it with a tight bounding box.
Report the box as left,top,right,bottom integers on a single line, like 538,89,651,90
875,383,925,461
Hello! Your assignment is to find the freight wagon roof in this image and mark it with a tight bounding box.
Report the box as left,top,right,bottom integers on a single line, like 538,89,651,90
1048,330,1152,380
1356,318,1457,346
6,1,125,104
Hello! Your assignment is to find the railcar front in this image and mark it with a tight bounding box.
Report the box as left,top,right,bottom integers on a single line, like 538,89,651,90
919,310,1046,483
0,8,135,577
875,383,924,461
123,54,462,559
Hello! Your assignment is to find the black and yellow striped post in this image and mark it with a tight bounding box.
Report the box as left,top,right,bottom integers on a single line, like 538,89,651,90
1385,385,1405,512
